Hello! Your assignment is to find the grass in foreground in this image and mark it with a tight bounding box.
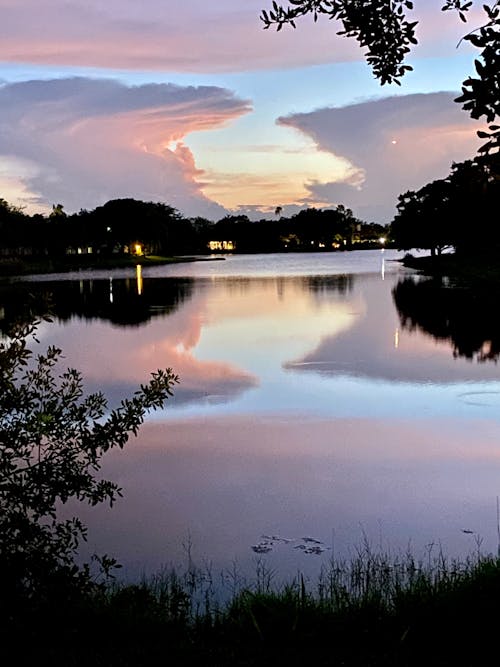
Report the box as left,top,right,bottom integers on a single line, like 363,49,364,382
4,544,500,666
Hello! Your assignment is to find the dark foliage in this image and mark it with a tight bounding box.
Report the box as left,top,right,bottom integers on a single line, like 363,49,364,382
261,0,417,85
455,2,500,153
390,154,499,255
7,553,500,666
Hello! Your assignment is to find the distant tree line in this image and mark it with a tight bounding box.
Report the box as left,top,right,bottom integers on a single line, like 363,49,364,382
2,148,497,260
0,197,387,258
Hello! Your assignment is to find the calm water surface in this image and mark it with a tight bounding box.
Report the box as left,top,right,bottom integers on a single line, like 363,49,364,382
8,251,500,578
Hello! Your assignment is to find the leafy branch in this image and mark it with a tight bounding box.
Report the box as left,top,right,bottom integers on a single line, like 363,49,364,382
261,0,417,84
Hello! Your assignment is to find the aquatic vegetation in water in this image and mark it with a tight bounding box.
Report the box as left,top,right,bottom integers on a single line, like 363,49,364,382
251,534,329,555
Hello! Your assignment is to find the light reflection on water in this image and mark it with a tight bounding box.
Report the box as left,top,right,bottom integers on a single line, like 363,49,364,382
7,251,500,579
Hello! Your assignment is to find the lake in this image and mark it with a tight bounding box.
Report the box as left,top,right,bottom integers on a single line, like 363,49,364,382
6,250,500,580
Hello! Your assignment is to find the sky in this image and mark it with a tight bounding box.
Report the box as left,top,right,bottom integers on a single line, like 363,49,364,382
0,0,489,223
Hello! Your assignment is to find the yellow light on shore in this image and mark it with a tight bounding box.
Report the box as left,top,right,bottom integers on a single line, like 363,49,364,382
379,237,386,245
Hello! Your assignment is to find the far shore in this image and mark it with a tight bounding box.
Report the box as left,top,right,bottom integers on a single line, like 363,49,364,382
0,253,225,278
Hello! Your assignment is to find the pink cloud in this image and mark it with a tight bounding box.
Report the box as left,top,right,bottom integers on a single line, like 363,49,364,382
0,0,355,71
0,0,475,72
0,77,251,215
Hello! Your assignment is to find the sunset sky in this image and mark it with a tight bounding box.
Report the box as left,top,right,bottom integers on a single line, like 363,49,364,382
0,0,487,222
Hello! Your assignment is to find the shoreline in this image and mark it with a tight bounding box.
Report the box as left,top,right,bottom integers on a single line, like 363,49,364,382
0,253,225,278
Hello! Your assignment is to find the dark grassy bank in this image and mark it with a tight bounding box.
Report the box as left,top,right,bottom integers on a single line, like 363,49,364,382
402,251,500,285
0,253,222,277
5,548,500,666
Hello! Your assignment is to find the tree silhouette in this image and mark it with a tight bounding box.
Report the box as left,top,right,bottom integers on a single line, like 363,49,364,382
49,203,66,218
390,155,499,254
